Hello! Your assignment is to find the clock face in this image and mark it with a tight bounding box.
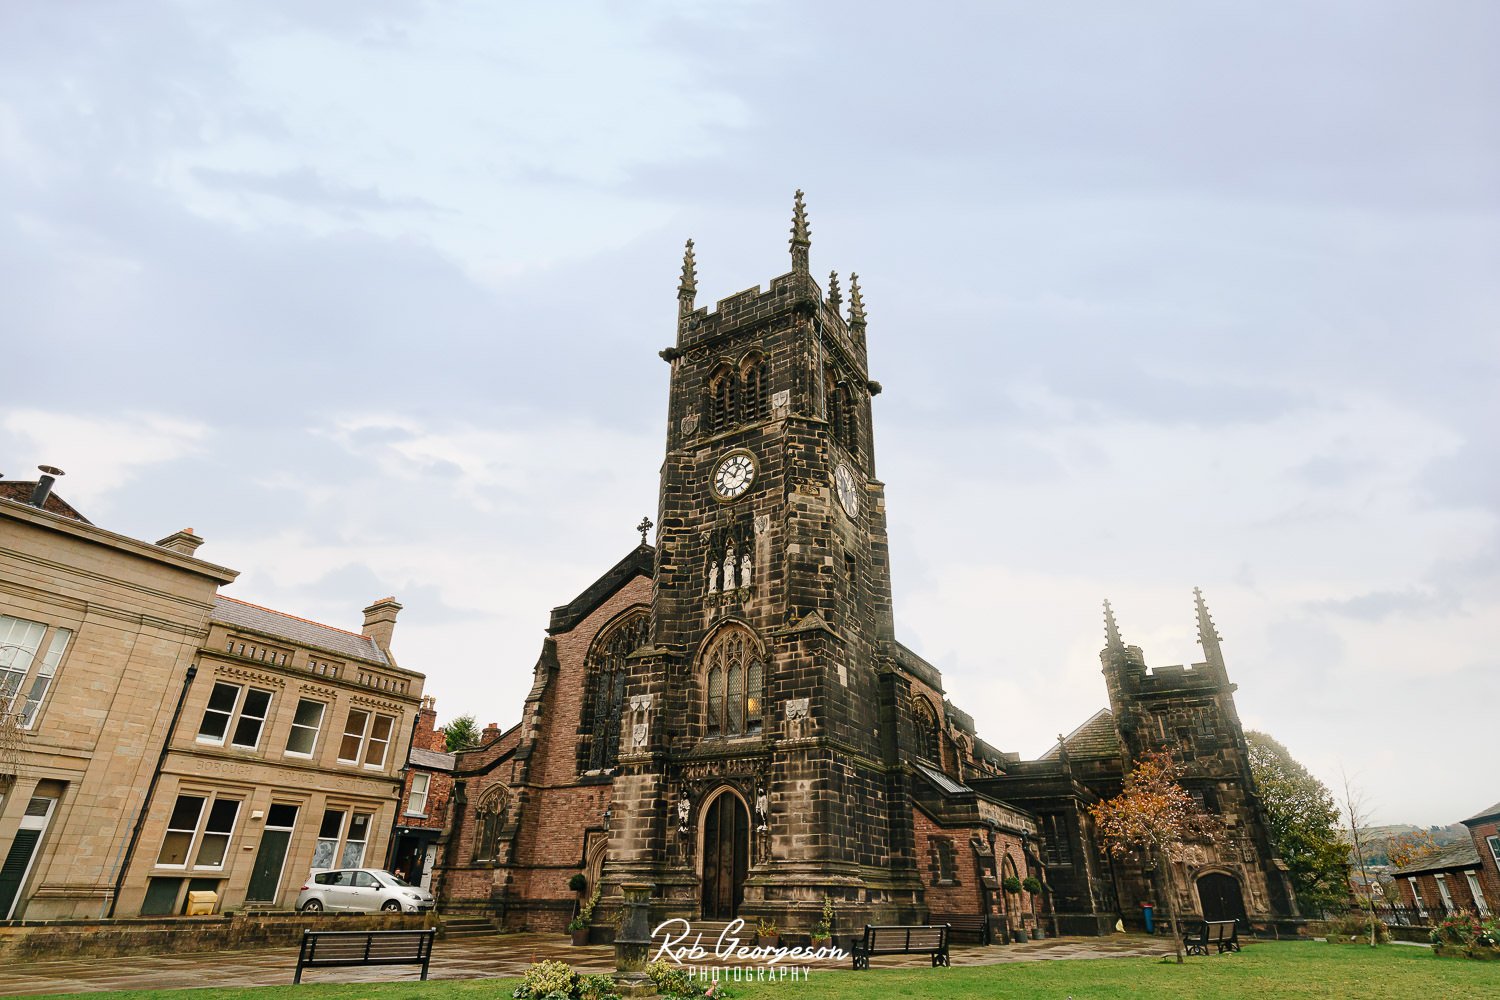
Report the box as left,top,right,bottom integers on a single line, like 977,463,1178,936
834,463,861,517
713,451,756,501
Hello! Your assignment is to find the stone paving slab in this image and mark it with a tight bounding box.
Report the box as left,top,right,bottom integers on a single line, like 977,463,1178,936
0,932,1174,996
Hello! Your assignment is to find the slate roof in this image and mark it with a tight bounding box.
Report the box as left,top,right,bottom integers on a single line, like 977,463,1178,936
1040,708,1120,760
1463,800,1500,824
212,595,390,666
916,762,973,796
409,747,456,771
548,545,654,635
1390,839,1482,876
0,482,91,523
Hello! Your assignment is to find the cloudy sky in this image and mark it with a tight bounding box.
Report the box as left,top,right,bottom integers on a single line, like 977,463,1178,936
2,1,1495,826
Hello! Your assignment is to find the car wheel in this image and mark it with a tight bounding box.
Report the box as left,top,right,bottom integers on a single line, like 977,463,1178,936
382,899,402,912
301,899,323,913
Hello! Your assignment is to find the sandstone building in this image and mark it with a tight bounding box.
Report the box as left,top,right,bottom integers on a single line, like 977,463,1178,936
433,196,1297,939
0,470,425,918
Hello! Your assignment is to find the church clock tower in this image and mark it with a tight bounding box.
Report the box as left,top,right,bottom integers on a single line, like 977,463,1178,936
602,193,924,932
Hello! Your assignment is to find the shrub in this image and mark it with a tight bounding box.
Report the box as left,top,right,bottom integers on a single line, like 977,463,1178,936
647,959,693,998
513,963,621,1000
569,873,589,892
513,960,576,999
569,885,603,931
811,895,835,940
1022,876,1042,894
756,916,778,936
1002,875,1023,894
1431,911,1483,947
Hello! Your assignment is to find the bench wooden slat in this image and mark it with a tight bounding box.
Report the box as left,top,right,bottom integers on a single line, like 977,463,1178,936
294,929,436,984
852,923,951,970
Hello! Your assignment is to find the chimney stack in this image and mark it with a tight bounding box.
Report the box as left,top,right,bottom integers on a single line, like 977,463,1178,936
30,466,64,509
361,596,403,652
156,528,205,557
414,696,443,751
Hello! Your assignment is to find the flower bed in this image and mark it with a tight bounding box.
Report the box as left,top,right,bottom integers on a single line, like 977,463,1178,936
1429,912,1500,960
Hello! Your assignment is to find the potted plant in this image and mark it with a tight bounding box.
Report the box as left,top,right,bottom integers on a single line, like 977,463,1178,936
756,916,780,948
1021,876,1045,939
809,895,834,947
569,873,589,893
569,886,601,945
1002,875,1022,895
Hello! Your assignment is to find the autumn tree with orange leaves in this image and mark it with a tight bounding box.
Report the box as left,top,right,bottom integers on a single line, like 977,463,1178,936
1090,750,1222,964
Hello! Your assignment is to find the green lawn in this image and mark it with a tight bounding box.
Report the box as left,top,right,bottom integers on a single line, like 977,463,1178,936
26,942,1500,1000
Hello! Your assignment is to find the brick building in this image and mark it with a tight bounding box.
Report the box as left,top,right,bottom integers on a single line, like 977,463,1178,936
1391,801,1499,920
387,696,455,893
433,195,1294,939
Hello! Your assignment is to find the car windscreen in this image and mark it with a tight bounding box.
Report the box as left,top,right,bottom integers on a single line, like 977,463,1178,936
378,872,413,887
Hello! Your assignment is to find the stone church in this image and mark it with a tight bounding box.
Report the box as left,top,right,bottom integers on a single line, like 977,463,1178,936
432,195,1298,941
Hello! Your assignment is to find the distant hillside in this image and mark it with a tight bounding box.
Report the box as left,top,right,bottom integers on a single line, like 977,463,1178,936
1352,824,1468,867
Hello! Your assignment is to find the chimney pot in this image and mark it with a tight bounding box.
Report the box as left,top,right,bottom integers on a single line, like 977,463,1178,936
30,465,64,509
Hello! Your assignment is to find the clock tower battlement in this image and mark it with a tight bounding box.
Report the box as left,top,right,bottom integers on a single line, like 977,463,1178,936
602,194,918,927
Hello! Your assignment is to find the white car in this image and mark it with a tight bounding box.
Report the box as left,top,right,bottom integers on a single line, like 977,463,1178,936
296,868,434,913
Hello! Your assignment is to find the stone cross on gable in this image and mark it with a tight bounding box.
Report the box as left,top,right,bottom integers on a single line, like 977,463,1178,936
636,516,653,546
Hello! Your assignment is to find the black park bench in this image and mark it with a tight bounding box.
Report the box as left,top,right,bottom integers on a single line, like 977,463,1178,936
931,913,991,945
1183,919,1241,956
293,928,437,984
851,924,951,970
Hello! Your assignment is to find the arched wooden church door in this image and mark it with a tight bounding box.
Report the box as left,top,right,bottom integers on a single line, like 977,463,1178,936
1197,871,1247,924
701,791,749,919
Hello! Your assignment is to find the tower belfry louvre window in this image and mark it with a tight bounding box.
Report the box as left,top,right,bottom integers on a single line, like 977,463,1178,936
579,611,649,773
706,356,770,435
703,625,764,739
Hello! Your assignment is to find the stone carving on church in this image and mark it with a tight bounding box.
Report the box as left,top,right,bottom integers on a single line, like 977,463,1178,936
707,555,718,593
755,786,769,833
740,551,753,593
676,792,691,836
785,697,810,739
722,544,737,592
754,514,769,534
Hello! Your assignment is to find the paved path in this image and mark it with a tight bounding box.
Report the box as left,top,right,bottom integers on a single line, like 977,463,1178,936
1,932,1173,995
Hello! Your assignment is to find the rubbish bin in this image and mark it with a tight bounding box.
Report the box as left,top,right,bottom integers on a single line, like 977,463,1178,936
185,890,218,916
1142,903,1155,934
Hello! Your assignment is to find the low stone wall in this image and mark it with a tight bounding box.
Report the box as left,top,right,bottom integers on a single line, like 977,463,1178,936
0,910,437,963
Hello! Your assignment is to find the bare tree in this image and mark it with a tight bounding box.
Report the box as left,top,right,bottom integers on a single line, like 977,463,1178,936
1339,767,1380,948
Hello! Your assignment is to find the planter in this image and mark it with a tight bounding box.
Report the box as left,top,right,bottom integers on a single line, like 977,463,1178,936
571,928,590,946
757,934,780,948
810,937,831,950
1013,928,1028,944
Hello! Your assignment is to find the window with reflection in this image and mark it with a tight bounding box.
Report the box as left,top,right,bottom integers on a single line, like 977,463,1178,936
703,625,764,738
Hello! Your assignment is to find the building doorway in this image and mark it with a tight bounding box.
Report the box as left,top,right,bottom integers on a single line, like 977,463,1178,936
1196,872,1247,924
701,791,748,919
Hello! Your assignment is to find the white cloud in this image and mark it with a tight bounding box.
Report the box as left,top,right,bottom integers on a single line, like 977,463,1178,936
0,410,209,510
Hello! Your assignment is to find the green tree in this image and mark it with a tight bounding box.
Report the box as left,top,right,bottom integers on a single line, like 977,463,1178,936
1245,731,1349,917
443,713,481,752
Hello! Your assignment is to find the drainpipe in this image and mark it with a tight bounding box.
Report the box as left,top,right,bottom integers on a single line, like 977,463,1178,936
108,663,197,917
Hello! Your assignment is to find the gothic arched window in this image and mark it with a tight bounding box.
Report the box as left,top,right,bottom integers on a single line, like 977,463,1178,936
703,625,764,738
579,611,649,773
911,697,940,764
709,365,737,434
741,354,769,423
472,785,511,863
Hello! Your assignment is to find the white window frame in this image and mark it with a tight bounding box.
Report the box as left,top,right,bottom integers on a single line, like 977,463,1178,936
1408,876,1427,918
0,614,72,730
1488,835,1500,871
229,687,273,750
1467,871,1490,917
156,791,242,871
284,698,326,758
406,773,430,817
1435,872,1455,913
197,682,242,745
313,808,347,870
340,812,373,867
337,708,396,770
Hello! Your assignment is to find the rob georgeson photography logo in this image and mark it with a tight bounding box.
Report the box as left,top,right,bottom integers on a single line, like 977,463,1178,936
653,918,847,984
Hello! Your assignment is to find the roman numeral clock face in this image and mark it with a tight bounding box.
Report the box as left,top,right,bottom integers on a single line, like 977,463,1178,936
712,451,756,501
